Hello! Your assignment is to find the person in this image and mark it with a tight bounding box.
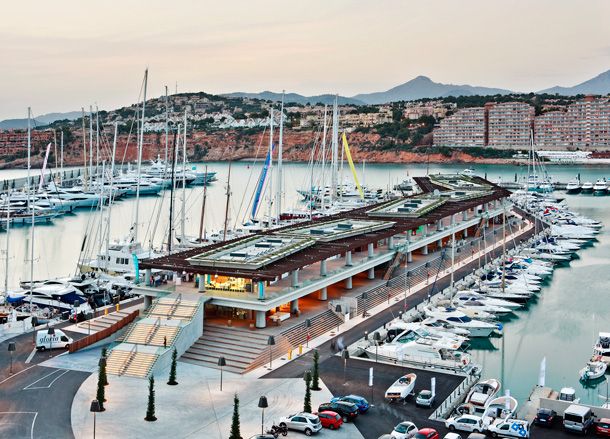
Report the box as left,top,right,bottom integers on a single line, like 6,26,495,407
163,336,167,349
337,336,345,351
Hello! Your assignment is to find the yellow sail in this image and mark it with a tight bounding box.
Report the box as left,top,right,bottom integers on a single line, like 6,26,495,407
341,132,364,199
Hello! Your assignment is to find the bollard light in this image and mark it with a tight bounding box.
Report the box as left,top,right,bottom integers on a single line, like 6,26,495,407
258,396,268,434
90,399,102,439
341,349,350,385
305,319,312,348
267,336,275,370
8,342,16,374
217,356,226,391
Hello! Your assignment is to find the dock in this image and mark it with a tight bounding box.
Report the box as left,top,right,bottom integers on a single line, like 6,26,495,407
520,385,557,424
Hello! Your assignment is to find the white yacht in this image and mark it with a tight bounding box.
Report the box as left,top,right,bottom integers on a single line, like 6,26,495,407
565,179,581,194
385,373,417,401
581,181,594,193
81,240,163,276
464,378,501,407
594,332,610,364
593,178,607,195
453,291,522,310
423,306,498,337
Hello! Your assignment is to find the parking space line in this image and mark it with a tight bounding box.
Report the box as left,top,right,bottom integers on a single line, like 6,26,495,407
24,370,69,390
0,365,36,386
24,348,37,364
22,368,62,390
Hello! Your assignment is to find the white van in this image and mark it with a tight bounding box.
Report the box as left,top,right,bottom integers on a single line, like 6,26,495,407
36,329,73,351
563,404,594,434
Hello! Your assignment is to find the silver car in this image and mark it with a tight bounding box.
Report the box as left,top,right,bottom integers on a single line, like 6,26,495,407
279,412,323,436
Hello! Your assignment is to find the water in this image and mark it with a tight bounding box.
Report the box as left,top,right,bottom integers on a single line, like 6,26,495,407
3,161,610,406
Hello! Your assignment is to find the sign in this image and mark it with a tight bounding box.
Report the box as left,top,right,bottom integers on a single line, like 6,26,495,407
368,367,373,387
431,377,436,396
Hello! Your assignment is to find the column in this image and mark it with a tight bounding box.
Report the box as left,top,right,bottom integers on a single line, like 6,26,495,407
422,245,429,255
345,276,353,289
144,295,152,309
290,299,299,314
318,287,328,301
255,311,266,328
145,268,151,286
368,267,375,279
198,275,206,292
258,281,265,300
367,242,374,258
406,231,412,243
345,251,353,266
463,227,468,238
437,219,443,231
437,239,443,248
423,224,428,237
320,259,327,276
291,270,299,287
407,251,413,262
463,210,468,221
388,236,395,250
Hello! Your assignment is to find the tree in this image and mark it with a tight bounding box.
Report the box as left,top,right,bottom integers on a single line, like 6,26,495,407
96,362,106,411
167,348,178,385
145,376,157,421
101,348,109,386
311,350,321,391
229,393,241,439
303,370,312,413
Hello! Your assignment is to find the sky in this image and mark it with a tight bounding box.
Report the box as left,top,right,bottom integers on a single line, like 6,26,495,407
2,0,610,119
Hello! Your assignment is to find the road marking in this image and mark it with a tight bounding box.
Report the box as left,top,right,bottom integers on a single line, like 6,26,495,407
0,365,36,386
0,412,38,439
24,348,37,364
22,368,62,390
24,370,69,390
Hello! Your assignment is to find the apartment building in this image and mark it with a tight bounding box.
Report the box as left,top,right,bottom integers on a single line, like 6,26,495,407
432,107,486,147
487,102,534,149
533,111,570,148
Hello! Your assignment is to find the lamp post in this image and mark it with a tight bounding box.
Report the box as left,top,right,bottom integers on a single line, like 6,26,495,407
364,330,368,341
334,304,342,333
90,399,102,439
8,342,16,374
305,319,311,348
217,356,226,391
404,271,411,311
373,331,381,363
31,315,38,345
425,262,431,301
361,291,368,318
47,327,55,357
258,396,268,434
341,349,349,385
267,336,275,370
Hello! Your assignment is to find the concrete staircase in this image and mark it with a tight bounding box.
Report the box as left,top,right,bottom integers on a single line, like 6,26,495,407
106,348,159,378
280,310,342,348
181,325,291,374
123,322,180,347
72,310,132,334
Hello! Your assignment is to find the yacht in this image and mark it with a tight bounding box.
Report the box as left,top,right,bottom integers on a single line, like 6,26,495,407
423,306,498,337
593,178,608,195
594,332,610,364
581,181,594,193
464,378,501,407
579,360,607,381
384,320,469,347
385,373,417,401
565,179,581,194
453,291,522,310
459,168,476,177
80,240,164,276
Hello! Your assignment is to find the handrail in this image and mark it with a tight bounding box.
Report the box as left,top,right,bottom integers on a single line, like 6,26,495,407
144,316,162,345
118,343,138,377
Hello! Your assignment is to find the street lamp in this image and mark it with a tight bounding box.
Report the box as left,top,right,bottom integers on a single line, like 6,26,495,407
341,349,350,385
31,316,38,345
90,399,102,439
267,336,275,370
305,319,312,348
425,262,431,301
258,396,268,434
334,304,342,333
373,332,381,363
8,342,16,374
404,271,411,311
217,356,226,391
364,330,368,341
361,292,369,318
47,327,55,357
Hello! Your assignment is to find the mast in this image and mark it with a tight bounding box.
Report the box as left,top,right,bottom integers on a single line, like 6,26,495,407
266,107,274,226
89,105,93,185
501,203,507,293
133,68,148,243
105,124,118,272
181,110,187,245
223,162,232,241
331,96,338,202
276,92,284,221
167,130,178,252
3,193,9,298
97,160,106,271
164,85,169,166
27,108,34,311
60,131,64,184
95,106,100,180
198,166,208,242
81,108,87,190
321,105,328,211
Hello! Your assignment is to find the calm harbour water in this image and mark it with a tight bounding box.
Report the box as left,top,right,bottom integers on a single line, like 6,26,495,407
3,161,610,406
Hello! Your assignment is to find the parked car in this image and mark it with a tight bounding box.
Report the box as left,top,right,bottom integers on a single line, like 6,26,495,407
596,418,610,436
442,434,462,439
466,434,486,439
278,413,322,436
414,428,439,439
317,411,343,430
563,404,594,434
330,394,370,413
487,419,530,438
415,390,435,408
390,421,418,439
444,415,484,433
533,408,556,427
317,401,359,422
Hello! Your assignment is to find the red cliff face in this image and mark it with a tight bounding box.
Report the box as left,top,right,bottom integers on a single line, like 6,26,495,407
0,129,512,168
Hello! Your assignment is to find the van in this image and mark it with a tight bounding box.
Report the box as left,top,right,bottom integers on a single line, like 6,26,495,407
563,404,594,434
36,329,73,351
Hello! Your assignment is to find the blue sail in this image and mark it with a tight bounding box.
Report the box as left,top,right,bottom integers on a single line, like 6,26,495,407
251,143,274,220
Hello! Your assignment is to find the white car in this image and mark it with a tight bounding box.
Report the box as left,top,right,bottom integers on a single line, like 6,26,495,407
487,419,530,438
390,421,418,439
445,414,484,433
278,413,322,436
443,434,463,439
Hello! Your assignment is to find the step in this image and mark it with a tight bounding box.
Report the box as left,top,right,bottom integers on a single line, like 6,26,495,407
186,346,258,364
193,339,263,356
180,356,245,374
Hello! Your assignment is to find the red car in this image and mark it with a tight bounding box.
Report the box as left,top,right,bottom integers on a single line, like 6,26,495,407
317,411,343,430
414,428,439,439
596,418,610,436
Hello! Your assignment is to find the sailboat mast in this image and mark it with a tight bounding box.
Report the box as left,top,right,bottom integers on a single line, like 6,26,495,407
181,111,187,244
321,105,328,211
81,108,88,190
133,68,148,243
168,130,178,252
331,96,338,202
223,162,232,241
105,124,118,272
89,105,93,185
98,160,106,268
3,195,9,297
164,85,169,166
198,166,208,242
276,92,284,221
267,107,274,225
95,106,100,179
60,131,64,184
27,108,34,311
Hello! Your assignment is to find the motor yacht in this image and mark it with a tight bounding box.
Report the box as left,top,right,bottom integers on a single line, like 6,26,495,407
581,181,594,193
593,178,607,195
423,306,498,337
565,179,581,194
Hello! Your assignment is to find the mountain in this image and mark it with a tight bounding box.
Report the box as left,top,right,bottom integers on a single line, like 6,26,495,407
352,76,513,104
0,111,81,130
539,69,610,96
222,91,365,106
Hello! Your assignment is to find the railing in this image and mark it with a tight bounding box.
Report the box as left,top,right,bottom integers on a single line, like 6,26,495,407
68,309,139,353
144,317,162,345
118,343,138,377
430,374,479,421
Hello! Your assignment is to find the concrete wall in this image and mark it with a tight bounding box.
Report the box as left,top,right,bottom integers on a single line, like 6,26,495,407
540,397,610,419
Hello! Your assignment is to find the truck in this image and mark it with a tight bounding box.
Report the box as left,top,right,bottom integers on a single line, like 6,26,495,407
36,329,73,351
